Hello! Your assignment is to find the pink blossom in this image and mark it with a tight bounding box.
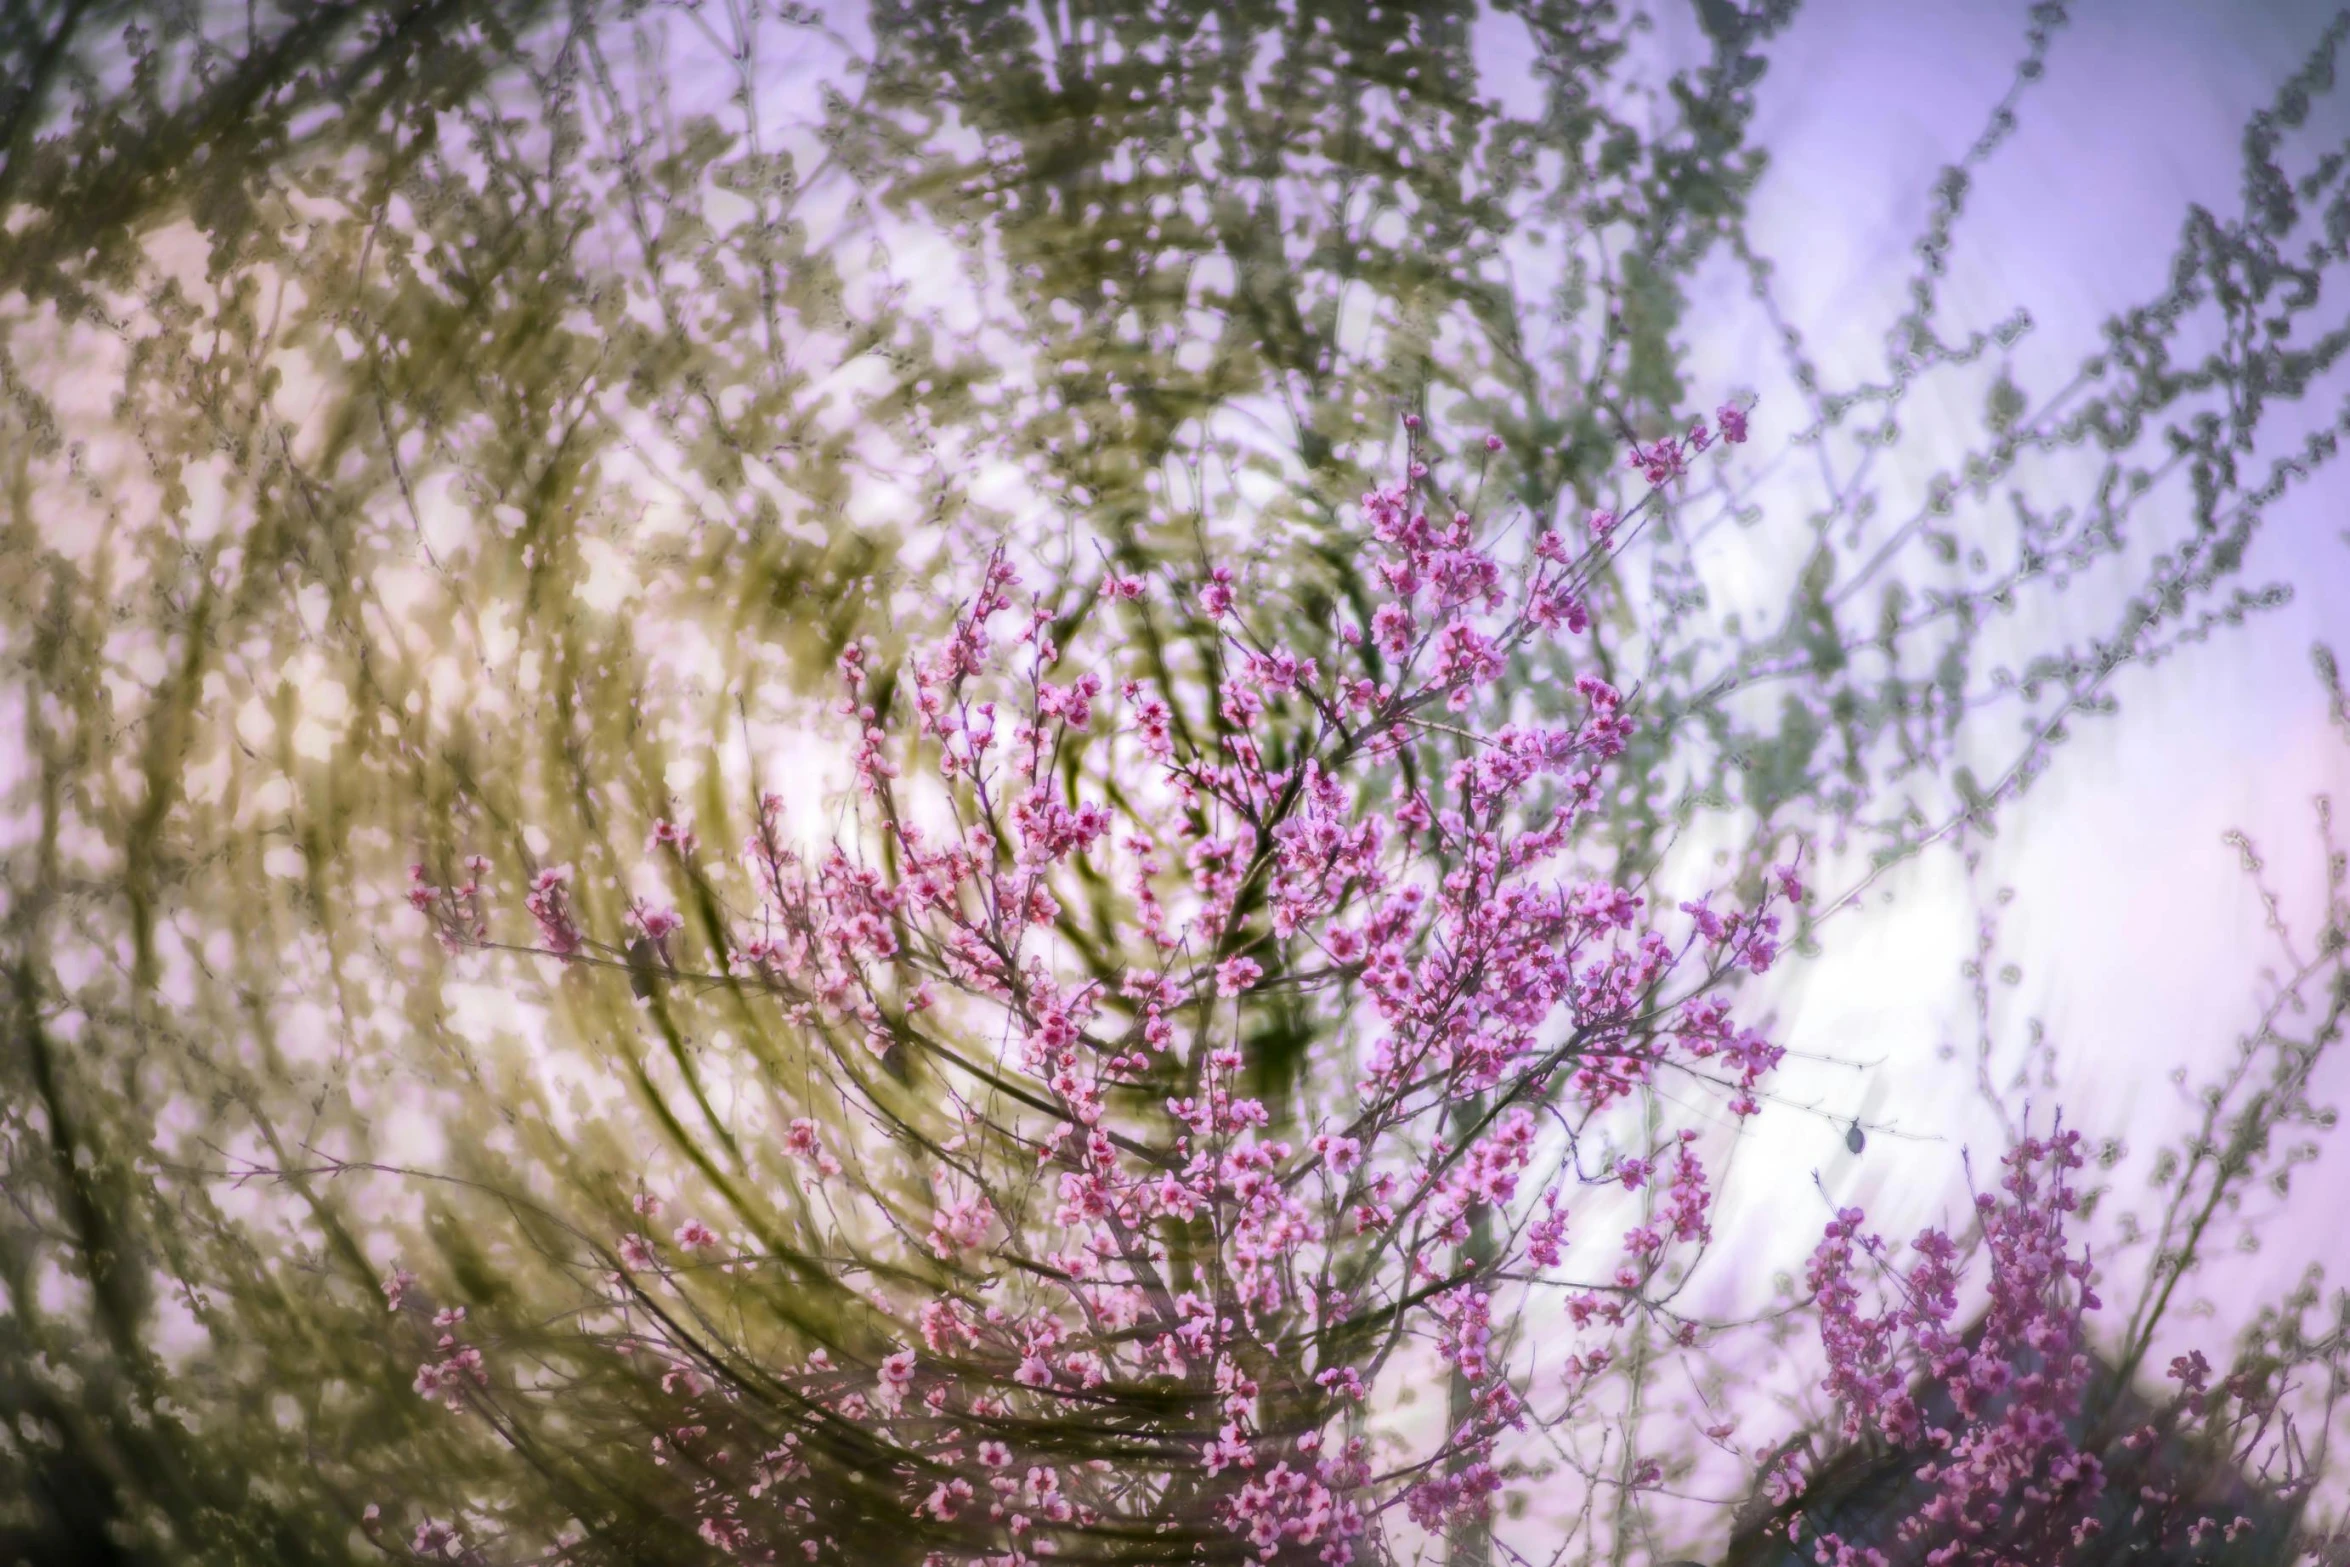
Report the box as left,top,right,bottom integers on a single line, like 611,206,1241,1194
1198,566,1236,618
411,1520,462,1558
382,1268,415,1313
784,1117,842,1177
523,864,582,956
1215,955,1263,996
631,902,684,941
646,818,698,855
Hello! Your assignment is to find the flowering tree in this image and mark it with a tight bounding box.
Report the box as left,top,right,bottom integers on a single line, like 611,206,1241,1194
395,410,1806,1563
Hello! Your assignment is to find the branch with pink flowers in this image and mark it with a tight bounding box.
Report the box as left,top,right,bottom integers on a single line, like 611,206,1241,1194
396,409,1809,1565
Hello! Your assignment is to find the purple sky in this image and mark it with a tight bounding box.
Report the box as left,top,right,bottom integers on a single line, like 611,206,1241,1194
1669,0,2350,1334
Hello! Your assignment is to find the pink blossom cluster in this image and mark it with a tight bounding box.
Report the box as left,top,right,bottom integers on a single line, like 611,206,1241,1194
406,857,490,950
407,1304,489,1412
1624,401,1748,487
1801,1125,2108,1565
1775,1109,2307,1567
414,412,1794,1563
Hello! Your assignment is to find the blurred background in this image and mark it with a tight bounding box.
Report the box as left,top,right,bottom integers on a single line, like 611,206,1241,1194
2,0,2348,1559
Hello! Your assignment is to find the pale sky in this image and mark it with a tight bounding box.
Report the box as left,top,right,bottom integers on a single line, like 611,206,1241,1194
1667,0,2350,1340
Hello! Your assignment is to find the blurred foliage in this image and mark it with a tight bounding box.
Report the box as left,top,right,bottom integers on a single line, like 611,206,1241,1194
2,0,2349,1561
